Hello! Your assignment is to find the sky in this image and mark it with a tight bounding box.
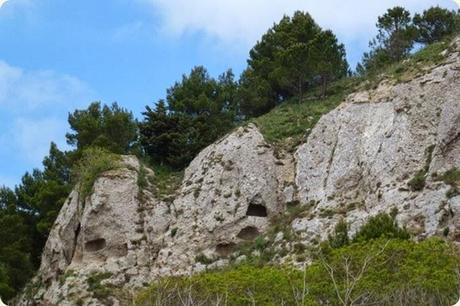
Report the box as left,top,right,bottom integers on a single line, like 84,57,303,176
0,0,458,188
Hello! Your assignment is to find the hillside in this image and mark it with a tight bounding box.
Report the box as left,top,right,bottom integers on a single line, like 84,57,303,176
13,35,460,306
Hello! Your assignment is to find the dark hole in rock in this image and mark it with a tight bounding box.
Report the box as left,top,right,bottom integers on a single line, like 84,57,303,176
85,238,106,252
237,226,260,240
246,203,267,217
215,243,236,257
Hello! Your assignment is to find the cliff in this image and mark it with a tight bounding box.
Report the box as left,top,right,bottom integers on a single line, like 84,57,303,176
18,36,460,306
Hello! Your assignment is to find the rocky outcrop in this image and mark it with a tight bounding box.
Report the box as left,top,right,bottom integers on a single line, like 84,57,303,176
18,125,293,305
18,37,460,305
153,124,292,275
294,36,460,243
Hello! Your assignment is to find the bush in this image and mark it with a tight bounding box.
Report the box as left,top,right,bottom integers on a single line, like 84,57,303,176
72,147,121,199
136,238,459,306
353,213,410,242
328,219,349,249
136,265,307,306
308,238,459,305
408,170,426,191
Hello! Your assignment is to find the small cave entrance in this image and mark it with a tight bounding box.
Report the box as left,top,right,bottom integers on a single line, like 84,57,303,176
246,203,267,217
85,238,106,252
215,243,236,257
237,226,260,240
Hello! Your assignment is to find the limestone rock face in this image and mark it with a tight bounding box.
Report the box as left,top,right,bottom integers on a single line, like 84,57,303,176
18,125,290,305
154,124,287,275
19,156,171,306
18,37,460,305
295,36,460,243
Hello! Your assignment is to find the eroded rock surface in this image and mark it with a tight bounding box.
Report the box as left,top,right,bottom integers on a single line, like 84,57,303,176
18,37,460,305
294,37,460,243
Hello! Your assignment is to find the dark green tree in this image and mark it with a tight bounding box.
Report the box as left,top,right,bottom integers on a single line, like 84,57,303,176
239,12,321,116
66,102,138,154
310,30,348,97
328,219,349,249
375,6,417,62
414,7,459,44
139,100,190,168
0,188,34,300
357,6,417,75
239,11,348,116
140,67,237,169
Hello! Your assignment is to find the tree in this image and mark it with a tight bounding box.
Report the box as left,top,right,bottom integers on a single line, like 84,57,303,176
140,67,237,169
139,100,190,168
414,7,459,44
239,11,348,116
66,102,138,154
357,6,417,75
328,219,349,249
240,12,321,115
0,188,34,300
274,42,313,101
375,6,417,62
310,30,348,97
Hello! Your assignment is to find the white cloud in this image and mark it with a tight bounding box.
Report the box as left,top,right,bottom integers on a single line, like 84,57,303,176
147,0,457,49
0,60,92,112
0,60,95,167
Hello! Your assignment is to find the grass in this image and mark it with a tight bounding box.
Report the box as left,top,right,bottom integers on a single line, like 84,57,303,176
254,77,360,151
87,272,113,301
362,38,452,90
408,145,435,192
437,168,460,198
72,147,121,200
148,164,184,202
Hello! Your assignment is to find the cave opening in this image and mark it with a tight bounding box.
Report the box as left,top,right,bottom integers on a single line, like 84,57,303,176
246,203,267,217
237,226,260,240
85,238,107,252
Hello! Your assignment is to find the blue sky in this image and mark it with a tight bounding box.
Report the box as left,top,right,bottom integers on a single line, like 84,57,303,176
0,0,458,188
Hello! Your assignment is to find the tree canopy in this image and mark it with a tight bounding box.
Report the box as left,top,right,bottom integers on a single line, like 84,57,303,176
238,11,348,117
140,66,237,169
66,102,138,154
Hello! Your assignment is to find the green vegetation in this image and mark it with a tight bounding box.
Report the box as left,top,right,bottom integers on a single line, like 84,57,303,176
1,4,459,303
72,147,121,199
87,272,114,301
136,238,459,306
437,168,460,198
66,102,138,155
328,219,349,249
358,6,459,75
353,212,410,242
148,164,183,202
414,7,460,44
238,11,348,117
408,145,435,192
254,78,357,150
139,68,238,169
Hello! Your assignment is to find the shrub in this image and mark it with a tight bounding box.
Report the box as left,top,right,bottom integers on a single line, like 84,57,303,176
437,168,460,199
87,272,113,301
72,147,121,199
328,219,349,249
308,238,459,305
135,265,307,306
136,238,459,306
408,170,426,191
353,213,410,242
